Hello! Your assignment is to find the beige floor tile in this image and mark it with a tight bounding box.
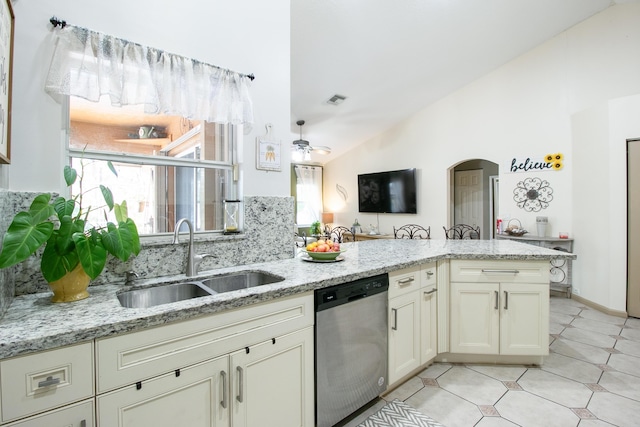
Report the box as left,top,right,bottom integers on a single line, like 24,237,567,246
517,368,593,407
541,352,603,384
406,386,482,427
475,417,520,427
436,366,507,406
550,300,583,316
495,390,580,427
588,392,640,427
466,364,527,382
571,317,623,336
614,337,640,357
624,317,640,328
606,353,640,377
560,327,617,348
620,327,640,342
598,371,640,402
416,362,452,379
550,322,567,335
578,420,621,426
551,311,577,325
550,336,612,364
384,375,424,402
578,309,626,325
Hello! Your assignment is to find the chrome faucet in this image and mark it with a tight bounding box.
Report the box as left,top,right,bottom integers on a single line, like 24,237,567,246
172,218,213,276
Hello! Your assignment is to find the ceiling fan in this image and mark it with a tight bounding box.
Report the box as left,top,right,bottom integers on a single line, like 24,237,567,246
292,120,331,161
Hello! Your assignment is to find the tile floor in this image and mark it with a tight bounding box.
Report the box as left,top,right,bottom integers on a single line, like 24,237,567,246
341,296,640,427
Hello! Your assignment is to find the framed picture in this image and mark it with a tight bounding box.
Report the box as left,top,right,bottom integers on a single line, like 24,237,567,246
256,138,281,171
0,0,13,164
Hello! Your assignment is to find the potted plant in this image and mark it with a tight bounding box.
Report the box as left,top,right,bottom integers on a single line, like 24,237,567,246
0,162,140,302
310,220,322,236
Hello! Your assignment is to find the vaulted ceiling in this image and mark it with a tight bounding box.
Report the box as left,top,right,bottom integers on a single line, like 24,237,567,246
290,0,628,163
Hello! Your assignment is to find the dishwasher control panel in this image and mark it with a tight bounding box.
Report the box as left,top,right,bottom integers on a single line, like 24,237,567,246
315,274,389,312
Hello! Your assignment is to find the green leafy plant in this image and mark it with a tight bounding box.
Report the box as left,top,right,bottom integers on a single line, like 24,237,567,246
310,221,322,235
0,162,140,282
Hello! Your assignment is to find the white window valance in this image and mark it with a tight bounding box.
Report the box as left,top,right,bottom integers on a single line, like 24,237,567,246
45,25,254,132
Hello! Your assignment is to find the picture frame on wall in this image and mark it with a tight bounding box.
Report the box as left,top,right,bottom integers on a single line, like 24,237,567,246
256,138,281,172
0,0,13,164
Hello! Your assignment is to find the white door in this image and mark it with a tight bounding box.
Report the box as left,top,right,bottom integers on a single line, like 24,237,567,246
629,139,640,317
499,283,549,355
97,357,228,427
450,282,499,354
230,327,314,427
388,292,421,385
454,170,484,234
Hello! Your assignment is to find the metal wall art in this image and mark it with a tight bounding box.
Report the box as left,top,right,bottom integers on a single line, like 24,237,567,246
513,177,553,212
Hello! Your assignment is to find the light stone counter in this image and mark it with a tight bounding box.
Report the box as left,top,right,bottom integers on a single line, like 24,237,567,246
0,239,574,359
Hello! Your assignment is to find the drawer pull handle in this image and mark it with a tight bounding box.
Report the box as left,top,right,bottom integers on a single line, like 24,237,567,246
37,376,60,388
398,277,415,285
494,291,499,310
236,366,244,403
423,288,437,296
80,420,86,427
426,271,434,276
391,308,398,330
220,370,228,409
504,291,509,310
481,269,520,274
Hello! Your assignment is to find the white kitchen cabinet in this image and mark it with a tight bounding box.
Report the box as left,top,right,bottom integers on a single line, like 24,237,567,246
0,342,94,424
449,260,549,356
96,294,315,427
97,327,314,427
4,400,94,427
388,262,438,387
388,291,421,385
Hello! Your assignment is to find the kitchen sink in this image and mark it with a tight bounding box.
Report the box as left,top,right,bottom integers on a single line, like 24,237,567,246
117,282,216,308
200,271,284,293
117,271,284,308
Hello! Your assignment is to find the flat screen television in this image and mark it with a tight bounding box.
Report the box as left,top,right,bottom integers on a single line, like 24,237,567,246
358,168,417,214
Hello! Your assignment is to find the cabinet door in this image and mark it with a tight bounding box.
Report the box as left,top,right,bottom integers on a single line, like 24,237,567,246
450,282,500,354
420,285,438,364
500,283,549,356
97,356,229,427
230,327,314,427
388,291,421,385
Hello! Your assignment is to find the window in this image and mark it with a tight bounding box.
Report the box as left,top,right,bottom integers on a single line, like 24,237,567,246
293,164,323,226
68,95,240,235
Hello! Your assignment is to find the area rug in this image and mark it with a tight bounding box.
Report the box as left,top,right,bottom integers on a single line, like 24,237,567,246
357,399,445,427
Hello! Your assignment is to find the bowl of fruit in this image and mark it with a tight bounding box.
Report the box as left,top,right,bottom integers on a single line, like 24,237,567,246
303,239,346,261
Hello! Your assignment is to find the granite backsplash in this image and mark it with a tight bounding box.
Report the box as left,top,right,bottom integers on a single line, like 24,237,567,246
0,192,295,316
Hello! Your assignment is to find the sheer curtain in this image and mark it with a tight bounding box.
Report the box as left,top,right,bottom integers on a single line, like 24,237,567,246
294,165,323,226
45,25,254,132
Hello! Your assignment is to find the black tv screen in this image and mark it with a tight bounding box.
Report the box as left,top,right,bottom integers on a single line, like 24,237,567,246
358,168,417,214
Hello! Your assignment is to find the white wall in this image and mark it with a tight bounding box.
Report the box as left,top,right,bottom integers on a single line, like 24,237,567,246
324,4,640,310
2,0,291,196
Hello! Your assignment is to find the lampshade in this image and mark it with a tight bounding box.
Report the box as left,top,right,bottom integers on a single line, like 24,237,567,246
322,212,334,224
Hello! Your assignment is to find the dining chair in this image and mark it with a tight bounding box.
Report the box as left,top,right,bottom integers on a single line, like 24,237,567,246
393,224,431,239
328,226,356,243
443,224,481,239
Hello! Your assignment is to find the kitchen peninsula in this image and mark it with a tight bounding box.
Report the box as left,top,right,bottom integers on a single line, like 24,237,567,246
0,239,574,427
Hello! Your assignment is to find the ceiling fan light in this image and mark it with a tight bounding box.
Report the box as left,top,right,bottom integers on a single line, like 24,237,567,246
304,150,311,161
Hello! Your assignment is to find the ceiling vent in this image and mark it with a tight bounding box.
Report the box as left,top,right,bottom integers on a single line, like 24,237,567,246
326,94,347,105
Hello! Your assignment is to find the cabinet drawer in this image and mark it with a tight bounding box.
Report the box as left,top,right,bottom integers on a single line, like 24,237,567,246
421,262,437,288
388,265,421,298
4,399,94,427
0,342,94,423
96,292,313,393
450,260,549,284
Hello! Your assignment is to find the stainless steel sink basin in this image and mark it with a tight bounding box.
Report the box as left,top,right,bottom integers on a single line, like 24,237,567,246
117,282,215,308
200,271,284,293
117,271,284,308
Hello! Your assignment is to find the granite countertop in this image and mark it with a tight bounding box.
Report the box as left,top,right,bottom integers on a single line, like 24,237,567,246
0,239,574,359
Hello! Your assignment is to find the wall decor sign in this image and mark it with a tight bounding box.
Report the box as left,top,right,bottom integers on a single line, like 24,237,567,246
508,152,564,173
0,0,13,164
513,177,554,212
256,123,281,171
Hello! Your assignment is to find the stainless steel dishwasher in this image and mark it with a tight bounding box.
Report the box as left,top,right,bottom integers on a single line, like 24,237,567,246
315,274,389,427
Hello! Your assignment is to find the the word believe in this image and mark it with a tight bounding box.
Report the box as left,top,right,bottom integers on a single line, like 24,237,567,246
510,157,553,173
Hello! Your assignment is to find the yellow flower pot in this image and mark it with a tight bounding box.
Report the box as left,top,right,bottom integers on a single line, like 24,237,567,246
48,264,91,303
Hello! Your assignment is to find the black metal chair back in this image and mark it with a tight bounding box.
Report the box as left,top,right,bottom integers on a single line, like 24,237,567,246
294,232,307,248
393,224,431,239
328,226,356,243
443,224,480,239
